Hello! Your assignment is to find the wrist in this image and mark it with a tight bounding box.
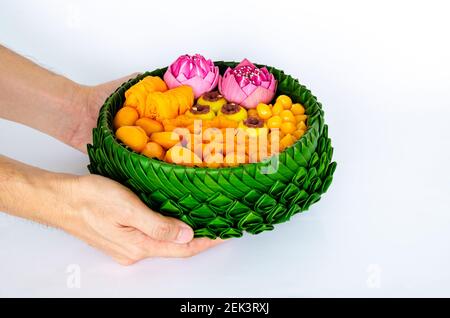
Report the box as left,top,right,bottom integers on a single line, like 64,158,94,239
0,157,78,230
36,170,80,230
60,82,91,145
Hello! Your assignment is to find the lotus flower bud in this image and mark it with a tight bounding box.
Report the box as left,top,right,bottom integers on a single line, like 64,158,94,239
164,54,219,98
219,59,277,109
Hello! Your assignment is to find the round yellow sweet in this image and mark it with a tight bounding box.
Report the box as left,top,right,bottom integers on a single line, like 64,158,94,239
276,95,292,109
279,110,295,123
256,103,272,120
267,115,282,129
291,103,305,115
280,121,296,134
271,102,284,116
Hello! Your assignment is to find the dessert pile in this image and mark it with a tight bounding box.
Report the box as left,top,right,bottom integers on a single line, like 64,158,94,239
113,54,307,167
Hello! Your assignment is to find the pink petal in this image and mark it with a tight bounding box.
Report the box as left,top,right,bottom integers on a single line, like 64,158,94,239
178,58,192,78
218,75,223,92
222,67,233,77
185,62,196,79
164,69,182,89
206,59,214,70
182,76,215,98
203,70,216,84
242,82,257,96
219,74,247,104
195,56,209,76
169,54,219,81
207,67,220,91
178,72,189,82
219,68,233,94
236,58,255,69
260,80,271,89
268,75,277,90
170,55,186,76
240,87,276,109
259,68,270,81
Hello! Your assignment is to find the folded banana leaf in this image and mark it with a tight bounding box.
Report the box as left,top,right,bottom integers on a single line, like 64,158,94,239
87,61,336,239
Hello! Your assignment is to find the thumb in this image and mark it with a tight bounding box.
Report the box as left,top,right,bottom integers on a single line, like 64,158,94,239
130,206,194,243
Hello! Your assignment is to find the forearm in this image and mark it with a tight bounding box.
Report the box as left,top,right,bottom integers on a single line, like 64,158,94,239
0,159,216,264
0,155,74,229
0,45,87,146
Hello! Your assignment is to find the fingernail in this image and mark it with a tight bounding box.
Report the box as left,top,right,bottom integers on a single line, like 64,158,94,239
175,226,193,243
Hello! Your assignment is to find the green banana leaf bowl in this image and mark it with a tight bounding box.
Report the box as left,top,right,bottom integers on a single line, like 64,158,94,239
87,61,337,239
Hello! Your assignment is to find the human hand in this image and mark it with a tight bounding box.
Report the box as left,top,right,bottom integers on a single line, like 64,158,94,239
68,73,139,153
1,149,223,266
0,48,223,264
61,174,223,265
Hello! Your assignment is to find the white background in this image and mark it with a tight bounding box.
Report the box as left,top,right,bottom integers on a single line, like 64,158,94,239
1,0,450,297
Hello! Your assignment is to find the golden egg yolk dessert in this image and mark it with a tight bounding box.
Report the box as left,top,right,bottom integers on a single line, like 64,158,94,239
197,91,227,113
218,103,247,122
185,104,216,120
239,117,267,137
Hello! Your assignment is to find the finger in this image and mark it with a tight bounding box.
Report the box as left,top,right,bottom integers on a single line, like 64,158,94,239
150,237,226,258
128,205,194,244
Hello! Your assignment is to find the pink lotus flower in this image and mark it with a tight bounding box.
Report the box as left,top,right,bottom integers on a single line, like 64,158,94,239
164,54,219,98
218,59,277,109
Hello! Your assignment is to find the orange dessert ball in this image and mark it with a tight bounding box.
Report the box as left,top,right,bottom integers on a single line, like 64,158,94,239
141,142,165,160
150,131,181,149
114,107,139,129
135,118,164,135
116,126,148,152
165,145,202,167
